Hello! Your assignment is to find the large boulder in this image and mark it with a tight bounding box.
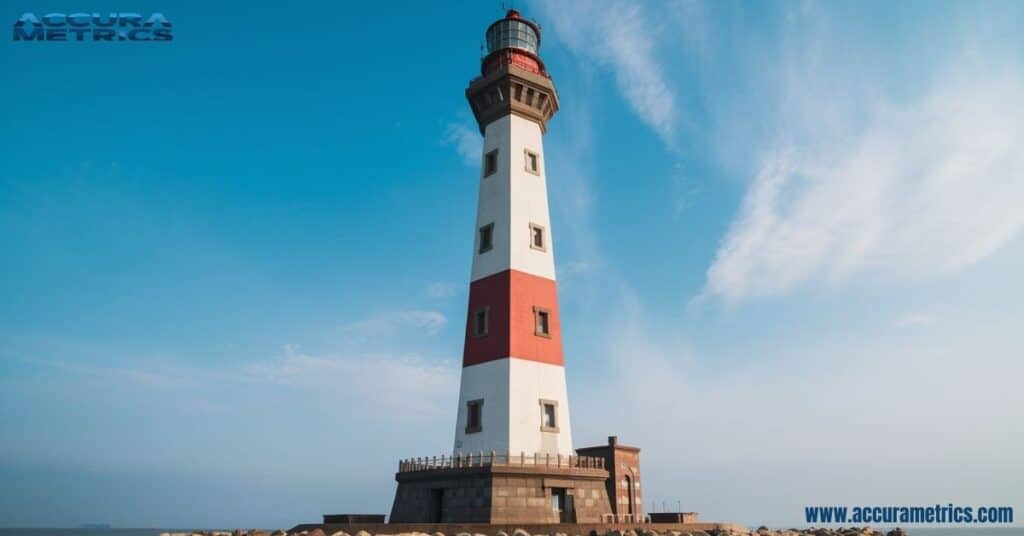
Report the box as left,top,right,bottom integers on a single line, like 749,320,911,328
513,529,531,536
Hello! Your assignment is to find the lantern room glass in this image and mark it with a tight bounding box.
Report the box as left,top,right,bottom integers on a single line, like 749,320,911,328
486,19,539,55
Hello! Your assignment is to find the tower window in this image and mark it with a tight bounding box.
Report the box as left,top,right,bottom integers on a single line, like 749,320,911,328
524,149,540,175
484,149,498,177
478,223,494,253
534,306,551,337
529,223,546,251
466,399,484,433
539,399,559,432
472,307,489,338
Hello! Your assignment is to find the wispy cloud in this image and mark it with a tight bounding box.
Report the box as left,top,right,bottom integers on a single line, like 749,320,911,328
572,295,1024,526
241,344,457,413
897,313,936,328
443,122,481,167
701,67,1024,304
424,281,460,299
341,309,447,336
532,0,677,147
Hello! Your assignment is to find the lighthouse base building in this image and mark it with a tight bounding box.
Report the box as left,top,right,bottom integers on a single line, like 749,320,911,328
389,436,644,524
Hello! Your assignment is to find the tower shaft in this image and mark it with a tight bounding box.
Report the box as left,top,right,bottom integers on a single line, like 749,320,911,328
453,12,569,457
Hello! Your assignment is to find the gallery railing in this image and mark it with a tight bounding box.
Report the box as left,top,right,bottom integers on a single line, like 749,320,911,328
397,451,605,473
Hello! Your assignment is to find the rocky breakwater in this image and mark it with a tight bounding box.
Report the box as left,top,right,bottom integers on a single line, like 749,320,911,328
286,528,910,536
160,531,286,536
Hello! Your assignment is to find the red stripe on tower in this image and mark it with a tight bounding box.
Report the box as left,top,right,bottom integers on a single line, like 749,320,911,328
463,269,563,367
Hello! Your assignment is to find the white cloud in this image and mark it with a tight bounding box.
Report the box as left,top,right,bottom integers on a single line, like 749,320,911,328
241,344,457,414
443,122,481,167
897,313,936,328
701,68,1024,304
570,298,1024,527
424,281,460,299
341,309,447,335
532,0,676,146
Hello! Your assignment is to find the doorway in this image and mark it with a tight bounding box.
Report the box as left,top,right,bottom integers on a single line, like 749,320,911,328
624,475,635,522
551,488,574,522
428,488,445,522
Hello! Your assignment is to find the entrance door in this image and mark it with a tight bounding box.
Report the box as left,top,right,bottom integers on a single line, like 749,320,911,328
563,493,576,523
429,488,445,523
551,488,567,522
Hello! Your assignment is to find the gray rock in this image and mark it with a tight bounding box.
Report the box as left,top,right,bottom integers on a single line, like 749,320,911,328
513,530,531,536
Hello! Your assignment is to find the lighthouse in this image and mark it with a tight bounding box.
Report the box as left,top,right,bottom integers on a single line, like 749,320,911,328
387,10,645,525
453,9,571,458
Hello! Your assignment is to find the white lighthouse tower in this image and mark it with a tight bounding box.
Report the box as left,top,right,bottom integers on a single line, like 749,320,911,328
452,9,572,458
387,11,652,525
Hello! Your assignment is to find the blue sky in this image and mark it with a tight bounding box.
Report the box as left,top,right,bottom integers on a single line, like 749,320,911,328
2,0,1024,529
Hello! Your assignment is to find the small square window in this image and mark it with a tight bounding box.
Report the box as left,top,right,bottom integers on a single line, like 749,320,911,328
534,306,551,337
539,399,559,432
524,149,540,175
472,307,489,338
529,223,546,251
484,149,498,177
466,399,484,433
478,223,494,254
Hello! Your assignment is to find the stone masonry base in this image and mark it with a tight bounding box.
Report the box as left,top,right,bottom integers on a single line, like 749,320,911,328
390,463,613,524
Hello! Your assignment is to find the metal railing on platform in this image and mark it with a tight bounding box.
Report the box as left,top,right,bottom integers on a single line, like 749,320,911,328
397,451,605,473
